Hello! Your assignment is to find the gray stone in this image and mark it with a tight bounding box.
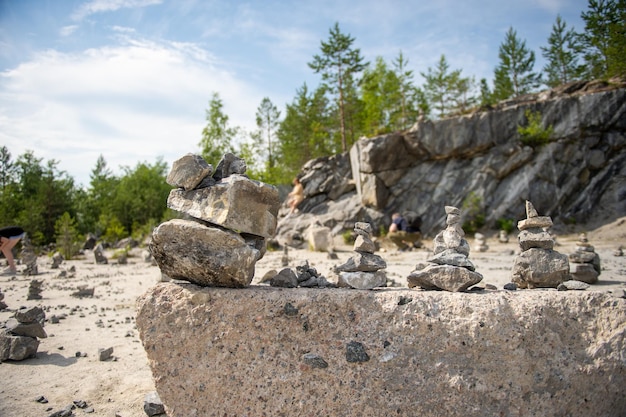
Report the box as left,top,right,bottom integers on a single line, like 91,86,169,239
302,353,328,369
51,252,64,269
150,219,261,288
428,249,476,271
518,228,555,250
559,280,591,291
166,153,213,191
15,306,45,324
346,341,370,363
354,222,373,235
569,250,598,263
167,175,280,238
143,391,166,417
212,152,247,181
353,235,376,253
570,263,599,284
6,318,47,338
433,232,470,256
407,264,483,292
307,224,333,252
270,268,298,288
335,252,387,273
94,243,108,265
98,347,114,361
517,216,553,230
0,332,39,361
337,270,387,289
511,248,570,289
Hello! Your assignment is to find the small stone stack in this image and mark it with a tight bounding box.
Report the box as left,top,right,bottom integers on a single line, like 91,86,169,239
569,233,601,284
0,288,7,310
474,233,489,252
149,153,280,288
50,252,64,269
498,230,510,243
27,279,43,300
94,243,108,264
334,222,387,289
408,206,483,292
511,201,569,289
0,306,46,361
21,234,38,276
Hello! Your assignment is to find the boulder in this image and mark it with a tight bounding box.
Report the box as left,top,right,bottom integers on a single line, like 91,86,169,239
5,318,47,339
570,263,600,284
0,332,40,361
149,219,261,288
511,248,570,288
306,224,333,252
337,270,387,289
166,153,213,191
167,175,280,239
137,283,626,417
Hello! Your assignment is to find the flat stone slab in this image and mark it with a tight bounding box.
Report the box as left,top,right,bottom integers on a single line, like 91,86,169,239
137,284,626,417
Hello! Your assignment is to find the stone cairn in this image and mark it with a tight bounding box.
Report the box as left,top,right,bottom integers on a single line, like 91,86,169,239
511,201,569,289
408,206,483,292
27,279,43,300
333,222,388,290
0,306,46,361
50,252,64,269
268,260,332,288
149,153,280,288
474,232,489,252
21,234,38,276
569,233,601,284
498,230,510,243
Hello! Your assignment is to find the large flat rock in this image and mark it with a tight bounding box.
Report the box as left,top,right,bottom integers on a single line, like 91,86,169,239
137,283,626,417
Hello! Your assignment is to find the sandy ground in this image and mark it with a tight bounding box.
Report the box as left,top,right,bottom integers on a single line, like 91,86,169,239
1,219,625,417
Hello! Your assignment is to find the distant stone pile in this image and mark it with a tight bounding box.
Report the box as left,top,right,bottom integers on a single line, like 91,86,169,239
149,153,280,288
511,201,569,289
334,222,387,289
0,306,46,361
408,206,483,292
569,233,601,284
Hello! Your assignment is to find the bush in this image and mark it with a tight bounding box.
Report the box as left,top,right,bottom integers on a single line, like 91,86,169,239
461,192,486,234
496,218,516,234
517,109,553,147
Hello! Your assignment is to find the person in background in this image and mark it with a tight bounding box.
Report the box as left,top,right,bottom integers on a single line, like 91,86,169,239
0,226,25,275
287,177,304,214
388,212,422,251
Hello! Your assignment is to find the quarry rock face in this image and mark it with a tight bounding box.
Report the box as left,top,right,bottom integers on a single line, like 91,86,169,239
137,283,626,417
275,81,626,241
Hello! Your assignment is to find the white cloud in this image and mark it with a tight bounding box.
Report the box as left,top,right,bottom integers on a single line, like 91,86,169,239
60,25,79,37
0,34,264,187
71,0,163,21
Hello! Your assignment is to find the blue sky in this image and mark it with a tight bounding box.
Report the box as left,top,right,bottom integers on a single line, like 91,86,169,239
0,0,588,187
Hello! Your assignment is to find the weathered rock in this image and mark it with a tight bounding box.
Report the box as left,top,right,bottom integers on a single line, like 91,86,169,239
137,283,626,417
558,280,591,291
150,219,261,288
353,234,376,253
5,318,47,339
511,248,570,288
143,391,166,417
0,332,39,361
98,347,114,361
212,152,247,181
428,250,476,271
433,233,470,256
270,268,298,288
570,263,600,284
306,224,333,252
407,264,483,292
334,252,386,272
518,228,555,250
337,270,387,289
15,306,45,324
166,153,213,191
167,175,280,238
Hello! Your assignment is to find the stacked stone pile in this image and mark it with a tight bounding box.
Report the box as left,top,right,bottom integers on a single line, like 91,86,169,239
149,153,280,288
0,288,7,310
21,234,38,276
334,222,388,289
267,260,333,288
569,233,601,284
408,206,483,292
27,279,43,300
474,232,489,252
0,306,46,361
511,201,570,289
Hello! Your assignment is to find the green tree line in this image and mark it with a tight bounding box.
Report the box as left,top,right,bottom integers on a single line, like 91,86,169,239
0,0,623,254
206,0,625,184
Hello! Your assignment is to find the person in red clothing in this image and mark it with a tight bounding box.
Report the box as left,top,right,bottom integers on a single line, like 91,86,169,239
0,226,25,275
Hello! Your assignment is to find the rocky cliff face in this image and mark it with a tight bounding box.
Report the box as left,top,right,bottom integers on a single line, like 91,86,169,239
276,80,626,241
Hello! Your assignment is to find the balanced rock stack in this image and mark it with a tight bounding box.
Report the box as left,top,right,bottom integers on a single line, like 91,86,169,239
569,233,601,284
408,206,483,292
511,201,569,289
21,234,38,276
474,232,489,252
334,222,387,289
0,306,46,361
149,153,280,288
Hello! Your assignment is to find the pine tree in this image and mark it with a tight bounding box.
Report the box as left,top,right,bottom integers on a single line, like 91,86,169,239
309,22,368,152
493,27,541,101
421,55,463,118
199,92,237,165
393,51,418,130
255,97,281,170
579,0,626,78
541,15,584,87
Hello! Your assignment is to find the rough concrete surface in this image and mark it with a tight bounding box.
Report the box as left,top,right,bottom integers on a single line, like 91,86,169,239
137,283,626,417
